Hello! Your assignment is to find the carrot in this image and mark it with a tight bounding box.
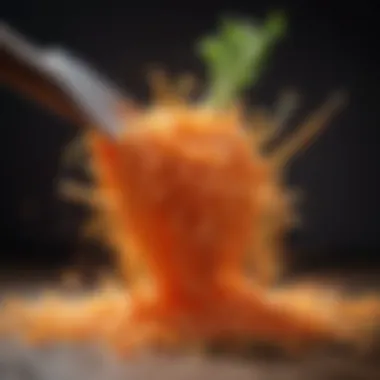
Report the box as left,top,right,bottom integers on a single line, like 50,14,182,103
1,12,378,357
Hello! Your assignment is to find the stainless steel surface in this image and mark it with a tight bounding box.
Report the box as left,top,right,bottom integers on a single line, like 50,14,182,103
1,22,126,138
0,340,379,380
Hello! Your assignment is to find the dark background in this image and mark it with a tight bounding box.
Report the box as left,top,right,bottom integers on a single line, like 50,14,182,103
1,1,379,276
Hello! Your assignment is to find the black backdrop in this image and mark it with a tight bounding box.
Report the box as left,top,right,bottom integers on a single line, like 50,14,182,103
1,1,379,274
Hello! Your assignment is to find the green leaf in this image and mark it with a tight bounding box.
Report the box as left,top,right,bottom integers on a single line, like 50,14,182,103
197,11,287,108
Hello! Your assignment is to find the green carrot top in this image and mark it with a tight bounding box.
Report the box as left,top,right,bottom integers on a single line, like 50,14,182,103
197,11,287,108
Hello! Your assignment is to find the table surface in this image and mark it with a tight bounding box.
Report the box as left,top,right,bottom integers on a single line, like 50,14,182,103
0,270,379,380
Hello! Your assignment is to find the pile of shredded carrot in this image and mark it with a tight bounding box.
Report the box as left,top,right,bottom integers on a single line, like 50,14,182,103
1,72,379,357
